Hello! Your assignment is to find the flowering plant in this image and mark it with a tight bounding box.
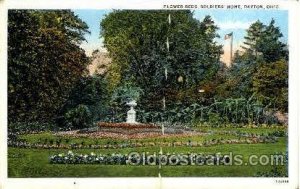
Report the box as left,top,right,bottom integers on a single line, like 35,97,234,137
98,122,159,129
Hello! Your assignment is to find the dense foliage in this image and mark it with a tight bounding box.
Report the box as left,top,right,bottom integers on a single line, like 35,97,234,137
56,75,110,127
8,10,288,131
8,10,90,123
137,96,281,126
252,59,288,111
216,19,288,112
64,104,93,130
241,19,288,62
101,10,222,111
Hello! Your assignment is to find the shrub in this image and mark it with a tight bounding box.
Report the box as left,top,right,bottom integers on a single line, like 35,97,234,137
64,104,93,129
111,83,143,103
8,122,57,142
269,130,286,137
208,112,221,127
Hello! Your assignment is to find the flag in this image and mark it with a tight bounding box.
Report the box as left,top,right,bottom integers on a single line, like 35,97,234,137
224,32,233,40
168,14,171,24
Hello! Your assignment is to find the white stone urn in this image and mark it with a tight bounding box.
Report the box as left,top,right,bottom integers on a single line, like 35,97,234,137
126,100,137,124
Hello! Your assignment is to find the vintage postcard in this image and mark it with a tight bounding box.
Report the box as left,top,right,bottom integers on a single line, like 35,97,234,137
0,0,299,188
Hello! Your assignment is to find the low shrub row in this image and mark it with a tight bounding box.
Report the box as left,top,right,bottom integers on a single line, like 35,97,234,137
136,98,286,126
212,130,287,138
8,122,58,144
49,151,232,166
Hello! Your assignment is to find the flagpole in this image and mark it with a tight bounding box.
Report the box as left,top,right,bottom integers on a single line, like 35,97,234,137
163,14,171,110
161,14,171,135
230,33,233,65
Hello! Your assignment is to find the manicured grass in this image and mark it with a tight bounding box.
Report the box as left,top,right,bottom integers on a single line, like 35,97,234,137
8,147,285,177
8,127,288,177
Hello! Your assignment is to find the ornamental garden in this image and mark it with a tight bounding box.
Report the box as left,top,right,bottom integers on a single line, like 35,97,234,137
8,10,288,177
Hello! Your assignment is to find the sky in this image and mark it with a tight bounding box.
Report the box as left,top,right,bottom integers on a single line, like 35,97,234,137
74,10,111,55
73,9,288,64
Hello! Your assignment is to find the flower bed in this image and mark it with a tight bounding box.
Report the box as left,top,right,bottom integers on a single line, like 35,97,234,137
9,135,278,150
98,122,160,129
54,129,202,140
97,127,162,134
49,151,233,166
210,130,287,138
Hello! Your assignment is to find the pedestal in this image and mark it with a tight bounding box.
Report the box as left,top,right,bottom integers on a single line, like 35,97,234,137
126,100,137,124
126,107,137,124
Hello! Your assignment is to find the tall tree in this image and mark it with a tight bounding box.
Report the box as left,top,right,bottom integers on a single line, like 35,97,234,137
241,19,288,62
252,59,288,111
8,10,90,123
60,75,110,122
217,19,288,111
101,10,222,110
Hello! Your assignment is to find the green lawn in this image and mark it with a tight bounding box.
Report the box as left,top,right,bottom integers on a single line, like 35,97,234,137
8,126,288,177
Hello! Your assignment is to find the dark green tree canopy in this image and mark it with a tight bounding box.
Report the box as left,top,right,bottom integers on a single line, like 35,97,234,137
241,19,288,62
216,19,288,111
101,10,222,110
8,10,90,122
